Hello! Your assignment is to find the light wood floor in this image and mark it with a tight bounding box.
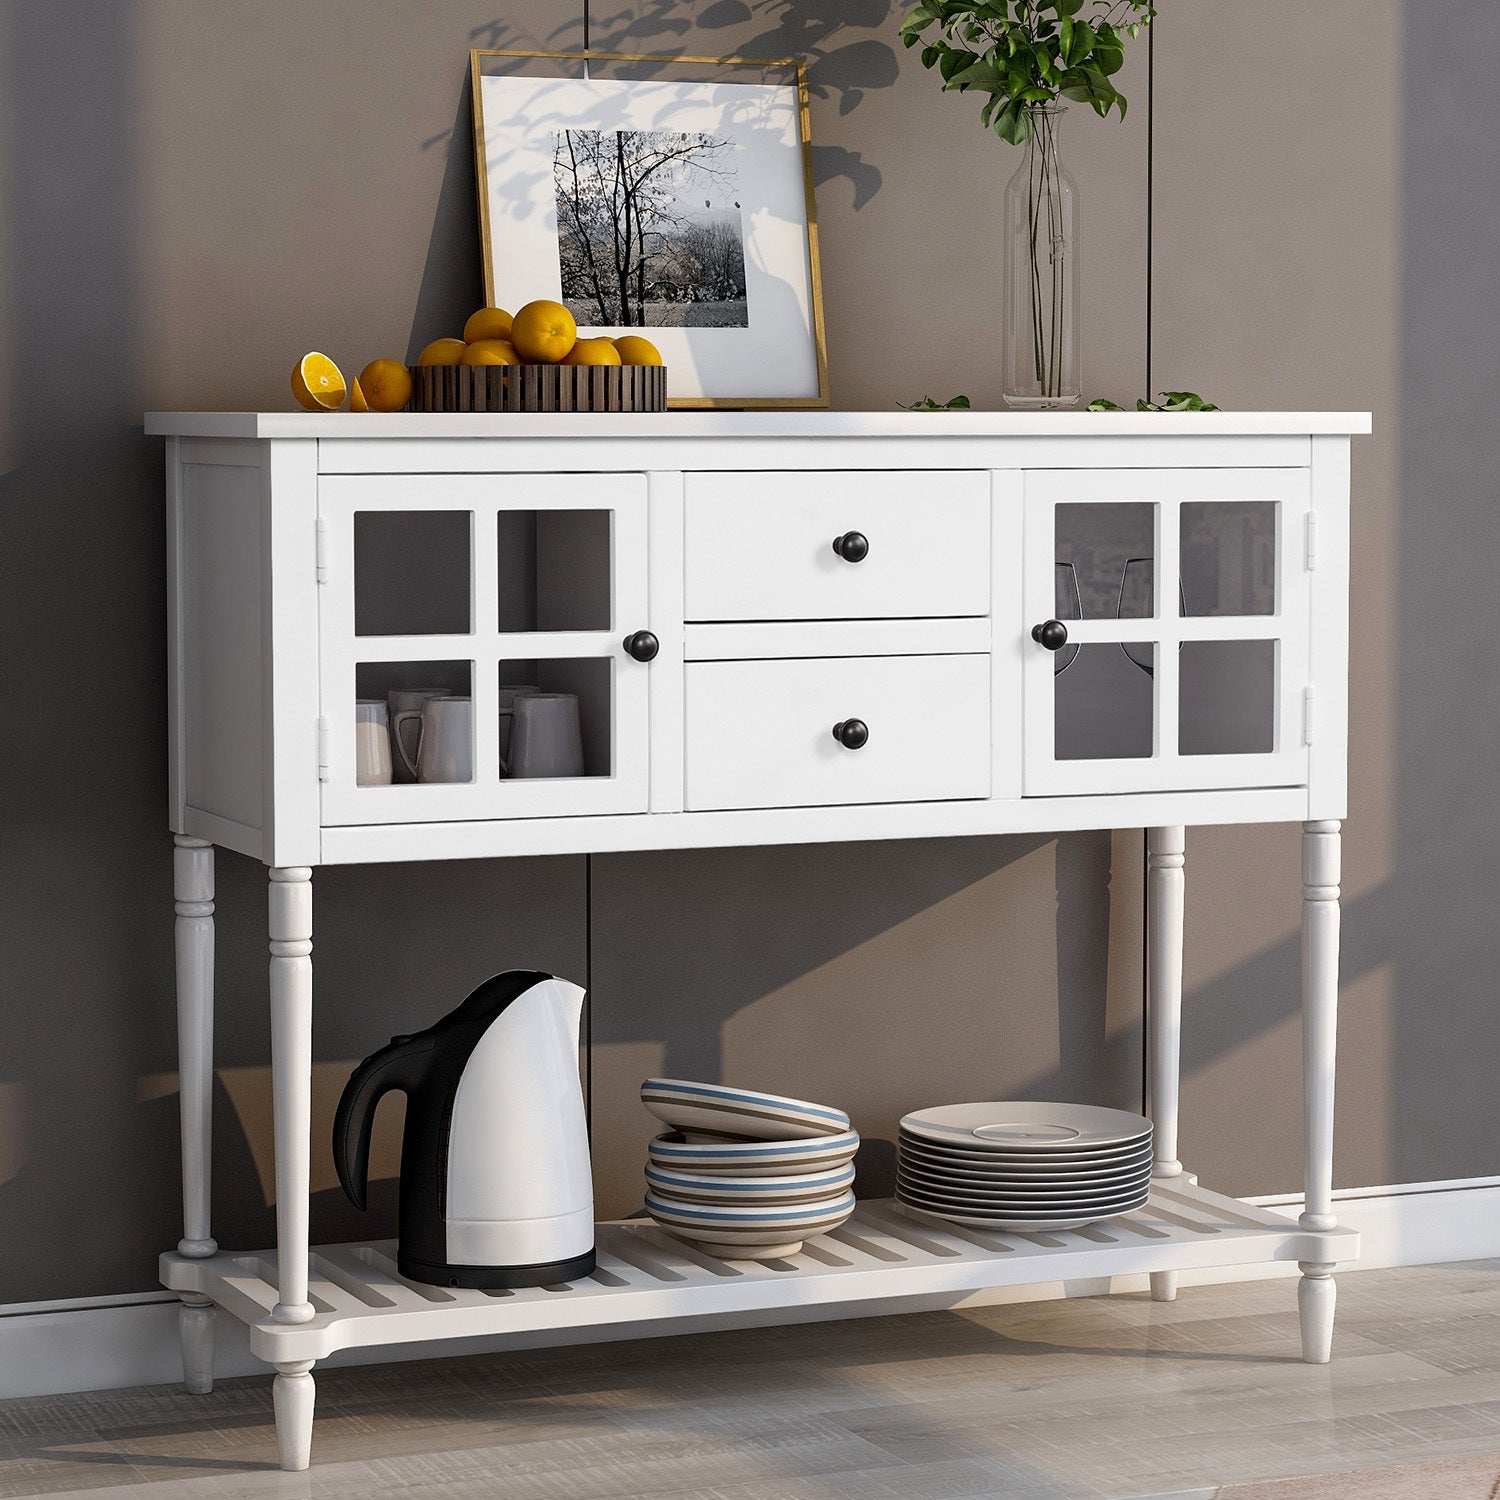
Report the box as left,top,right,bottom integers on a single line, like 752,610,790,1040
5,1261,1500,1499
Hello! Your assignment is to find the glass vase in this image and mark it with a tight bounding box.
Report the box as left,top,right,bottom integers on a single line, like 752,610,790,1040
1002,103,1081,409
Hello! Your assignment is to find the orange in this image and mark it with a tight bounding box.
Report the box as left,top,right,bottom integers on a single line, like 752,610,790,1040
460,339,520,366
417,337,467,366
349,377,370,412
510,299,577,364
463,307,513,343
358,359,413,412
562,337,622,366
611,335,663,366
290,352,345,411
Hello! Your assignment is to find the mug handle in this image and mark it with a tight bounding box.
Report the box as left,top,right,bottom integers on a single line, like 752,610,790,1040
393,709,425,781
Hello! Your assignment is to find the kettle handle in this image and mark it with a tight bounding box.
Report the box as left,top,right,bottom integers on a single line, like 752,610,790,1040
332,1034,434,1211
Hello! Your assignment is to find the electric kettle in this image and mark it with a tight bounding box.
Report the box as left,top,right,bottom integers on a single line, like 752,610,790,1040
333,970,594,1288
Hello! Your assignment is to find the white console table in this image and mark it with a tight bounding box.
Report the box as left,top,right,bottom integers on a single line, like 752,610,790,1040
145,409,1369,1470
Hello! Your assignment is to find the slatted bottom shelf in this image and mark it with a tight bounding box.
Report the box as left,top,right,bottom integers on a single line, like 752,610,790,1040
161,1179,1358,1365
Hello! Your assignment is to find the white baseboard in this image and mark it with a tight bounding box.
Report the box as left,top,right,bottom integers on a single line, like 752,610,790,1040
5,1178,1497,1403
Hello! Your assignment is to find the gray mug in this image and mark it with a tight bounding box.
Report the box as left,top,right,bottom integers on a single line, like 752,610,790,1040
498,683,540,763
394,695,473,784
388,687,456,784
501,692,583,779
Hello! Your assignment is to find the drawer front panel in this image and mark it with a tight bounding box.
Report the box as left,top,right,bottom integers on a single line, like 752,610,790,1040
685,654,991,812
683,471,990,621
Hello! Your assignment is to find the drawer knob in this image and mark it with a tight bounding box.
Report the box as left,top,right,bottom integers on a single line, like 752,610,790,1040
832,719,869,750
832,531,870,563
623,630,660,663
1031,619,1070,651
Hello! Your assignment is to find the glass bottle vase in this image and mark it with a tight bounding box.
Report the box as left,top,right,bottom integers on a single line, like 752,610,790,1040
1002,104,1081,409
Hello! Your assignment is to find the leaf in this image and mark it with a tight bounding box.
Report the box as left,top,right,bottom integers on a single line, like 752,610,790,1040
1066,17,1093,66
950,57,1002,91
900,7,935,33
1057,0,1084,13
1058,15,1074,59
1093,40,1125,75
1086,398,1124,411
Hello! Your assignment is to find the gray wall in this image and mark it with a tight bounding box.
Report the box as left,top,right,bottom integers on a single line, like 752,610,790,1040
0,0,1486,1303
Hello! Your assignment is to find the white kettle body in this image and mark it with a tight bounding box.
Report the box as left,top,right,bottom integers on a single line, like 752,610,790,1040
333,971,595,1288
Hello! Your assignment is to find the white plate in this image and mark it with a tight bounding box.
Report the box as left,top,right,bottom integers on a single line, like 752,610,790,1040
901,1102,1151,1151
647,1129,860,1177
894,1164,1152,1200
642,1079,851,1141
899,1136,1154,1175
894,1174,1151,1212
897,1146,1152,1185
645,1161,855,1204
896,1183,1150,1216
894,1200,1143,1234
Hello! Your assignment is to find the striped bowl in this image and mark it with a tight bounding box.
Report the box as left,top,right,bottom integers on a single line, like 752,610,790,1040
644,1161,856,1205
641,1078,851,1141
644,1187,857,1261
647,1129,861,1178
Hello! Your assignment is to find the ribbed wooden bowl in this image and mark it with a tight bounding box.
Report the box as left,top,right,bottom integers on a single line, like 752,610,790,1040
410,363,666,413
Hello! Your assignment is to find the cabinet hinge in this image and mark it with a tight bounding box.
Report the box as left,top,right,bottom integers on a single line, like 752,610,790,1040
1304,511,1318,570
1302,686,1317,746
316,716,331,782
315,517,330,584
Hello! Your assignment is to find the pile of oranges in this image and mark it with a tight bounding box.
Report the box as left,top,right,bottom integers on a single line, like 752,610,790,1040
418,301,661,371
290,301,662,413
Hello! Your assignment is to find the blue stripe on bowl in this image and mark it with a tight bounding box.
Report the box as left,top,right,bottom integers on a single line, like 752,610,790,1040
642,1079,849,1125
651,1130,859,1159
645,1191,856,1225
645,1165,855,1193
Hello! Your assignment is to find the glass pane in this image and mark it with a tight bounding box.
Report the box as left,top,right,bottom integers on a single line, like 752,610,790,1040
1180,501,1278,617
355,512,471,636
353,661,474,784
1055,502,1154,620
498,509,612,632
1055,643,1154,760
499,658,612,779
1179,640,1276,755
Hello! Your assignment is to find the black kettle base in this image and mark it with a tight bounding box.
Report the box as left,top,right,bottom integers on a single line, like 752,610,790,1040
399,1247,597,1290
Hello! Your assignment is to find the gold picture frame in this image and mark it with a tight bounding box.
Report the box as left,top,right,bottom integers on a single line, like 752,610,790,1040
469,48,829,410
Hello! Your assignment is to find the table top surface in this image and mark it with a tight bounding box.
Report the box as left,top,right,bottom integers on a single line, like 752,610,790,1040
144,410,1374,441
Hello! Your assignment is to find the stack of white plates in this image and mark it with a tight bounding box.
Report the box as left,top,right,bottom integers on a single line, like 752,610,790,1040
896,1102,1153,1232
640,1079,859,1259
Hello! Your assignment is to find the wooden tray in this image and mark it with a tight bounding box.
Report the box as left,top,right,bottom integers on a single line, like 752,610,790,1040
411,363,666,413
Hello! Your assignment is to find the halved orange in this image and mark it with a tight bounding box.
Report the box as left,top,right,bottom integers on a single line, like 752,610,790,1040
349,377,370,412
290,352,345,410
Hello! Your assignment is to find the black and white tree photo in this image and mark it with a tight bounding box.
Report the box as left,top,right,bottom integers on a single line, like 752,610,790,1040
554,128,750,328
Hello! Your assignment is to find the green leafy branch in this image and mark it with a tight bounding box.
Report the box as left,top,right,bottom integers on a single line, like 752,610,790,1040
900,0,1155,145
901,394,973,410
1088,390,1221,412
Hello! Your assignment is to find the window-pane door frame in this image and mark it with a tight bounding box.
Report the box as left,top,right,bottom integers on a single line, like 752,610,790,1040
319,472,649,825
1022,467,1312,797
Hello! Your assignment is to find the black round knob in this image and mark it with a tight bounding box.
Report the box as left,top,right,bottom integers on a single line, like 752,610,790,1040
623,630,659,663
1031,619,1070,651
832,531,870,563
832,719,869,750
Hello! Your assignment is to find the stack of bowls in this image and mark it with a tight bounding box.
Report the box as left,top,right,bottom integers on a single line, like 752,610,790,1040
896,1102,1153,1232
640,1078,860,1260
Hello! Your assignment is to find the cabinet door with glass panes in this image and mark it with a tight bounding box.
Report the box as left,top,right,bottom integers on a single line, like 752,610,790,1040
317,472,649,824
1022,468,1312,796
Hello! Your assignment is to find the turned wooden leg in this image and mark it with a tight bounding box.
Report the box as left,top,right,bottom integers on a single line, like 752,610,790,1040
1147,826,1185,1303
174,835,218,1390
273,1360,316,1471
269,866,316,1468
1299,820,1341,1363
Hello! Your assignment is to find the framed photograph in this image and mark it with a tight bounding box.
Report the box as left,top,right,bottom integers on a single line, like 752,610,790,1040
470,50,828,409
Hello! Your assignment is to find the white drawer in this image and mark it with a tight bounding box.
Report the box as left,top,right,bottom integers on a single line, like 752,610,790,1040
683,471,990,621
684,654,991,812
